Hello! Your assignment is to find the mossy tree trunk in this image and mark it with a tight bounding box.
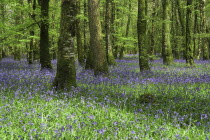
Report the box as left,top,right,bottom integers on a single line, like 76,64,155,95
176,0,186,59
28,0,36,64
193,0,200,59
186,0,194,66
53,0,77,90
171,0,179,59
0,2,5,61
162,0,173,65
137,0,150,72
14,0,23,61
119,0,131,60
149,0,156,61
105,0,116,65
110,0,117,59
83,0,88,60
76,0,85,66
200,0,209,60
39,0,52,70
84,0,94,70
112,3,119,59
88,0,109,76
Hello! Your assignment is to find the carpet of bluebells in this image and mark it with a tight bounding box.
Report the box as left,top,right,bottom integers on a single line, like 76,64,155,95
0,55,210,139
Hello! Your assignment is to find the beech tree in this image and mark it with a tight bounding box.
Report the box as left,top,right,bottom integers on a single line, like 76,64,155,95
14,0,23,61
186,0,194,65
53,0,77,90
0,2,5,61
200,0,209,60
87,0,109,76
76,0,85,65
27,0,36,64
162,0,173,65
105,0,116,65
137,0,150,71
39,0,52,70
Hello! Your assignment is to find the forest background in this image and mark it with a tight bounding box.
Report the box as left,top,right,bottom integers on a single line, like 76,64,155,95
1,0,210,139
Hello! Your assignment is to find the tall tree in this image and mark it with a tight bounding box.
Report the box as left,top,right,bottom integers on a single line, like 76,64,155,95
39,0,52,70
84,0,94,70
88,0,109,76
0,2,5,61
186,0,194,65
53,0,77,90
28,0,36,64
83,0,88,59
193,0,200,59
110,0,117,58
76,0,85,65
137,0,150,71
149,0,156,60
200,0,209,60
162,0,173,65
176,0,186,59
119,0,131,60
105,0,116,65
14,0,23,61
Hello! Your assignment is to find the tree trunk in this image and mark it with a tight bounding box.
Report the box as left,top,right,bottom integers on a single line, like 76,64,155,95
111,0,117,59
186,0,194,65
40,0,52,70
88,0,109,76
28,0,36,64
200,0,209,60
53,0,77,90
176,0,186,59
14,0,23,61
83,0,88,60
162,0,173,65
105,0,116,65
0,2,5,61
149,0,156,61
193,0,200,59
171,0,180,59
138,0,150,72
76,0,85,65
119,0,131,60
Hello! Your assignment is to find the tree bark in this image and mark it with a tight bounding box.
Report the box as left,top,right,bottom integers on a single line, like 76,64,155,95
53,0,77,90
200,0,209,60
40,0,52,70
119,0,131,60
14,0,23,61
76,0,85,65
149,0,156,60
0,2,5,61
193,0,200,59
83,0,88,60
162,0,173,65
176,0,186,59
137,0,150,71
28,0,36,64
171,0,179,59
105,0,116,65
88,0,109,76
186,0,194,65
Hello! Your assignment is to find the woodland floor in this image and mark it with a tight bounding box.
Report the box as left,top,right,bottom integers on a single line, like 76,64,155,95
0,55,210,139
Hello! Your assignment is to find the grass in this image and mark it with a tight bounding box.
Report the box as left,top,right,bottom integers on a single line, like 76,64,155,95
0,55,210,139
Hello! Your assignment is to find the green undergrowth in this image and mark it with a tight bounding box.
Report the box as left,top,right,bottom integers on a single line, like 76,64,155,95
0,82,210,139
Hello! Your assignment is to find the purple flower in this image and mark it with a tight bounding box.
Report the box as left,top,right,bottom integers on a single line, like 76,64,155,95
98,128,106,134
87,115,95,119
131,130,135,134
201,114,208,120
113,121,118,125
